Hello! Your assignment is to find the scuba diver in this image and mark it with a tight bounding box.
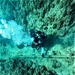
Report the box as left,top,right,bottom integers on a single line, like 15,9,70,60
30,30,47,57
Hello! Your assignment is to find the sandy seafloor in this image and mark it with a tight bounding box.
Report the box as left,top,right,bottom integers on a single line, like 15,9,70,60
0,0,75,75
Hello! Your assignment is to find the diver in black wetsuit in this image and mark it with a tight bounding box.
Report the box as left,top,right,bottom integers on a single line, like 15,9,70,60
30,30,47,57
31,31,46,47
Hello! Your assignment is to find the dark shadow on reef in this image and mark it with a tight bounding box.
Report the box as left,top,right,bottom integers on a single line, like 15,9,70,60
44,34,63,50
44,33,74,50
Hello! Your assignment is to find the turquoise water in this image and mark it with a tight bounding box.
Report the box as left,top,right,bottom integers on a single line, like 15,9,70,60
0,0,74,75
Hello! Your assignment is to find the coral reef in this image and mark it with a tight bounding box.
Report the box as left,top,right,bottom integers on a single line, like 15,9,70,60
0,57,57,75
0,0,75,75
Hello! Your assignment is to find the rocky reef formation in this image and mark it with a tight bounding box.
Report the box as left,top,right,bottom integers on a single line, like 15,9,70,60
0,0,74,75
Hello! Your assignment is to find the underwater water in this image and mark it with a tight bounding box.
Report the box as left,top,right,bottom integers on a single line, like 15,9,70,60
0,0,75,75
